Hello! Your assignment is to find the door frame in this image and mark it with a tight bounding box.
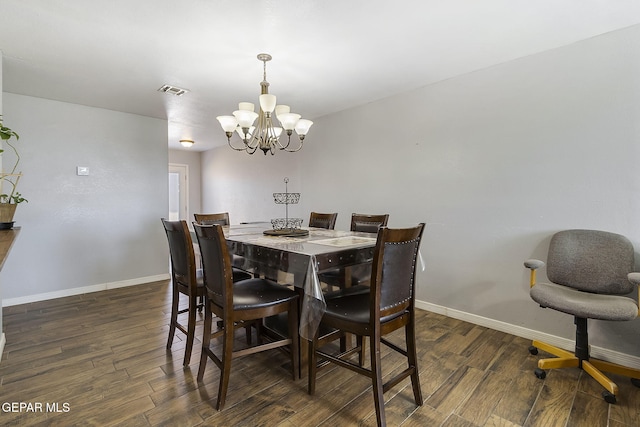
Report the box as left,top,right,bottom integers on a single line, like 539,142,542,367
169,163,189,221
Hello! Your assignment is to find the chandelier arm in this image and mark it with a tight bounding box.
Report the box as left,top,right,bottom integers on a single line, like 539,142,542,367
245,142,259,154
246,133,260,150
282,137,305,152
227,136,251,151
274,133,290,150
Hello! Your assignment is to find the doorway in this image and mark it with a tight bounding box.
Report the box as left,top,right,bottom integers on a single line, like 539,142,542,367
168,163,189,220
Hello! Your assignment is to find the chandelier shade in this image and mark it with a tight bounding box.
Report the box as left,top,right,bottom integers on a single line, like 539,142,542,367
216,53,313,155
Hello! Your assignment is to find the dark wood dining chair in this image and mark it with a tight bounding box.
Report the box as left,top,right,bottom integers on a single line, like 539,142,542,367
161,218,206,367
319,213,390,291
161,219,252,367
194,211,253,277
194,212,230,225
350,213,390,233
194,223,300,411
308,223,425,427
308,212,338,229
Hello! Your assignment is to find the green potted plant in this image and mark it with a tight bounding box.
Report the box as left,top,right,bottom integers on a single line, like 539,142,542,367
0,115,27,228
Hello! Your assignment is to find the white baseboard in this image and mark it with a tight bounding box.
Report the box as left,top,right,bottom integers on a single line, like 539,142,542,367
1,274,170,307
415,299,640,370
0,332,5,363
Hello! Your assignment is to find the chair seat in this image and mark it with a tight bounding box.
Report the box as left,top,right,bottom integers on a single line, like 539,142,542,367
319,264,371,288
193,268,251,287
323,291,406,331
324,284,370,299
232,268,252,282
231,278,298,310
530,282,638,321
265,312,337,337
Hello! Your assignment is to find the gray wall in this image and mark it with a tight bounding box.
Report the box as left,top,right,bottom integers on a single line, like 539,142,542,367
202,25,640,359
201,147,301,225
0,93,169,302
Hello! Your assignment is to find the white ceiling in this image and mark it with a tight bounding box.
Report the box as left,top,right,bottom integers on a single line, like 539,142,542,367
1,0,639,151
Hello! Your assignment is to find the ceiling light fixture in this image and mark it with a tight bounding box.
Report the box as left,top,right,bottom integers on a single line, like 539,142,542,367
180,139,194,148
216,53,313,155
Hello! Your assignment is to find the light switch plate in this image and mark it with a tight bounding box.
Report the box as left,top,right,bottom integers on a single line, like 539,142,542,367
77,166,89,176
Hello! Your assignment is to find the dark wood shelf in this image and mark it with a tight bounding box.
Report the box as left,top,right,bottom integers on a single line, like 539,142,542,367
0,227,20,271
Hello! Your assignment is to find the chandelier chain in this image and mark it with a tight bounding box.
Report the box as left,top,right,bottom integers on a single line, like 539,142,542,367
263,58,267,83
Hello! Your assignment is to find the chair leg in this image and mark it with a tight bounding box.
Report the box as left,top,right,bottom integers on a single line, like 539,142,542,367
406,318,423,405
529,315,640,403
339,335,347,352
532,339,580,370
255,320,263,345
245,323,253,346
308,332,318,395
216,320,235,411
357,335,365,367
183,293,198,366
197,302,212,381
166,287,179,350
583,360,619,397
590,358,640,381
370,331,386,427
288,300,300,380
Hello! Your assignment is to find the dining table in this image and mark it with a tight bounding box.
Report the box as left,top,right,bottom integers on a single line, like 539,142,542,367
215,222,378,341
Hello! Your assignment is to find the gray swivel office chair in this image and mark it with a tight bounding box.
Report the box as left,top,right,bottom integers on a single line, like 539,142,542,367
524,229,640,403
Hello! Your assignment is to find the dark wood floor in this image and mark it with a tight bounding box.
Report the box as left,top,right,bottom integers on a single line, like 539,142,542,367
1,280,639,426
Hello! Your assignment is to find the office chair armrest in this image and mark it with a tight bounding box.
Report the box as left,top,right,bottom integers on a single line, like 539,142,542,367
628,272,640,286
524,259,545,270
630,273,640,316
524,259,544,288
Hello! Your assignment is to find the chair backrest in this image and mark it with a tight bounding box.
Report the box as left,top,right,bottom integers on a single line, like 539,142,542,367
193,223,233,309
161,218,198,289
351,213,389,233
547,229,634,295
194,212,230,226
309,212,338,230
370,223,425,319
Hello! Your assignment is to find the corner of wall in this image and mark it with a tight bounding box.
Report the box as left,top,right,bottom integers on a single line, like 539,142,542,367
0,332,5,362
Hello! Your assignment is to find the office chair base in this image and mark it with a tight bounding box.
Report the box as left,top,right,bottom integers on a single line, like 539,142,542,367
530,339,640,403
534,368,546,379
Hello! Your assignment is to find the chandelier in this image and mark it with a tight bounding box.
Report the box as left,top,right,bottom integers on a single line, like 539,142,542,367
216,53,313,155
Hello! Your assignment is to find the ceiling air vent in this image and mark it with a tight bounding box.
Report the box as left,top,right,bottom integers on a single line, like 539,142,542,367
158,84,189,96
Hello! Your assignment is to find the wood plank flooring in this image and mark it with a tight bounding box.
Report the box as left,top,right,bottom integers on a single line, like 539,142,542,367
1,280,639,426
